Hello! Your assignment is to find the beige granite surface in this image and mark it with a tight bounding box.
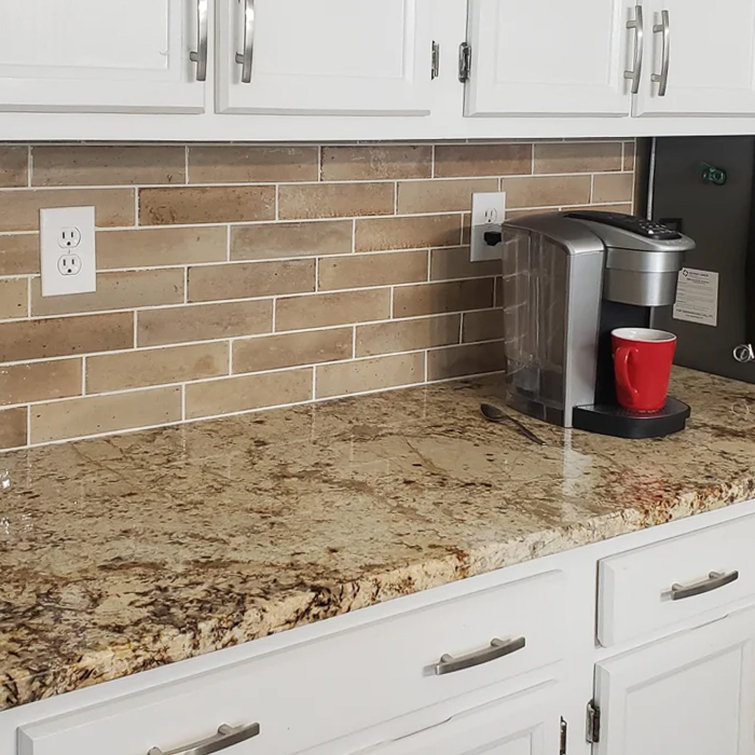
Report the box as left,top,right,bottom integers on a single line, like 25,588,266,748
1,367,754,711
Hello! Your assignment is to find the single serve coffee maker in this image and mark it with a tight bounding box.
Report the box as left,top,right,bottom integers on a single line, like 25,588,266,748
499,211,696,438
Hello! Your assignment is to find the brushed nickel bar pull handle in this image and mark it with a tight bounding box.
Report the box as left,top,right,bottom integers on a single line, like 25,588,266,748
624,4,644,94
235,0,255,84
671,570,739,601
148,722,261,755
433,636,525,675
188,0,209,82
651,9,670,96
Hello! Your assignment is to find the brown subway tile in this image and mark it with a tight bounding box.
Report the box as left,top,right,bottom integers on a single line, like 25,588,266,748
494,277,503,307
0,359,82,406
276,289,391,331
564,203,632,214
188,146,318,184
186,368,312,419
0,407,27,449
31,387,181,444
98,227,227,269
138,300,272,347
87,342,228,393
503,209,545,222
188,260,315,303
32,145,185,186
139,186,275,226
321,145,432,181
533,142,622,174
316,353,424,399
356,315,460,357
32,269,184,317
502,175,591,208
231,220,352,261
427,341,506,380
0,279,27,319
233,328,352,373
355,215,461,252
0,189,135,232
318,250,428,291
0,313,132,362
592,173,634,203
0,147,28,187
462,309,504,343
435,144,532,178
278,182,394,220
397,178,498,214
430,246,500,281
623,141,636,171
0,235,38,276
394,279,494,318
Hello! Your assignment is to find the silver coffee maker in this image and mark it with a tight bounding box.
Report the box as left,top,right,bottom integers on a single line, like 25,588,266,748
500,211,696,438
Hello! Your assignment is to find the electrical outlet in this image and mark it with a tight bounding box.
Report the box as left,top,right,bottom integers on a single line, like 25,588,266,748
40,206,96,297
470,192,506,262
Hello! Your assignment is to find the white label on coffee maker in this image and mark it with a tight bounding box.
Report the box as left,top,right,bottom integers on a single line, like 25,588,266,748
673,267,719,327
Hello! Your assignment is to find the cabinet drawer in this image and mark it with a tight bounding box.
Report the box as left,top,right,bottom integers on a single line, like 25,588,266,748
19,571,564,755
598,513,755,646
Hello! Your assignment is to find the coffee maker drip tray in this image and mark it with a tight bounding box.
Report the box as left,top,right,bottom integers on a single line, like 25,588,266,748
572,398,691,439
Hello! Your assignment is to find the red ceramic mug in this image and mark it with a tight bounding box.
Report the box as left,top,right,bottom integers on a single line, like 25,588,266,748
611,328,677,412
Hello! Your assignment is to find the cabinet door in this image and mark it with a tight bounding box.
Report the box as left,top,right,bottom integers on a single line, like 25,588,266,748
635,0,755,116
464,0,630,117
216,0,435,116
594,609,755,755
0,0,205,113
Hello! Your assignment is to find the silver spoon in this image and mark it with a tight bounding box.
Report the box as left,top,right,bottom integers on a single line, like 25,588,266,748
480,403,546,446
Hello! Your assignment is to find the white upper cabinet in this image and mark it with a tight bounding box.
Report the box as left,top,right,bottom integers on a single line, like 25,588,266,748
216,0,436,116
0,0,206,113
464,0,630,117
635,0,755,116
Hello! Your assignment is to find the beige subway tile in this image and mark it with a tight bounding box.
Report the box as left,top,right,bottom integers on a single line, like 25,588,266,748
0,279,27,319
318,251,428,291
394,279,494,318
32,269,184,317
276,289,391,331
139,186,275,226
138,300,272,347
592,173,634,203
534,142,622,174
31,387,181,443
279,182,394,220
0,407,27,449
186,368,312,419
0,146,28,188
98,227,227,270
316,353,424,399
188,260,315,303
0,189,135,232
355,215,461,252
564,203,632,214
504,209,545,222
428,341,505,380
231,220,352,261
435,144,532,178
623,141,635,171
430,246,500,281
188,145,318,184
0,313,132,362
0,359,82,406
321,145,432,181
502,175,591,208
356,315,460,357
32,145,185,186
397,178,497,214
0,234,38,275
233,328,352,373
462,310,504,343
87,342,228,393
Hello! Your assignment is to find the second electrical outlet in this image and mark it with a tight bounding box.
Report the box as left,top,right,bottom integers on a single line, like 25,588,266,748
40,206,96,297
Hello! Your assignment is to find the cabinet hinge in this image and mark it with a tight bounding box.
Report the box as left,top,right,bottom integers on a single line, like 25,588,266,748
458,42,471,83
586,701,601,744
560,717,567,755
431,41,440,79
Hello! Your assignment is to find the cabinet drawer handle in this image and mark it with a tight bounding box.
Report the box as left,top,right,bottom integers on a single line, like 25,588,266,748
623,5,644,94
433,636,525,675
188,0,209,82
148,722,261,755
670,570,739,601
235,0,255,84
651,9,670,96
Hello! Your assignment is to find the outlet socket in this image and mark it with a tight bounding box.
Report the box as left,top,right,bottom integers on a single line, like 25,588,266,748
470,192,507,262
40,207,96,297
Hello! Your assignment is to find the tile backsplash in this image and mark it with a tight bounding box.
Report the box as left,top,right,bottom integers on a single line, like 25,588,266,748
0,140,636,450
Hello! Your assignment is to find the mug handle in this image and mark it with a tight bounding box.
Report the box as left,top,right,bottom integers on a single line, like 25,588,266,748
615,346,640,400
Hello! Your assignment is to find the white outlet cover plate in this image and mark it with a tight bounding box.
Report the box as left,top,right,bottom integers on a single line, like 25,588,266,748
40,206,96,297
470,192,506,262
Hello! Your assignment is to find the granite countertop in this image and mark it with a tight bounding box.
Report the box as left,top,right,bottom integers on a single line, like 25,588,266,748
1,367,754,712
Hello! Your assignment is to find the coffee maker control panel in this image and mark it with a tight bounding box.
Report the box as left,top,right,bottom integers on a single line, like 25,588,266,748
565,210,682,240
